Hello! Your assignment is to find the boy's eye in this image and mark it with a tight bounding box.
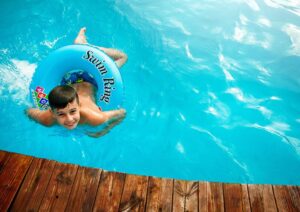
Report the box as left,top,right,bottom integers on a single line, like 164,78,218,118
70,109,77,114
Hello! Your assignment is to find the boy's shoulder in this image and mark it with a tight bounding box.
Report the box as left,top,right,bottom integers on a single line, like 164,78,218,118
79,107,106,126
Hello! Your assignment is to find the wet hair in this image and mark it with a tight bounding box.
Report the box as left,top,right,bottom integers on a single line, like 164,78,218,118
48,85,79,109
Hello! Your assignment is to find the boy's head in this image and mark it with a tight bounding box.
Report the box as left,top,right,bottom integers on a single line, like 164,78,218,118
48,85,80,130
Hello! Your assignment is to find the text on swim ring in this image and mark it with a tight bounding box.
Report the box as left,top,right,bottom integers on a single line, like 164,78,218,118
83,50,115,104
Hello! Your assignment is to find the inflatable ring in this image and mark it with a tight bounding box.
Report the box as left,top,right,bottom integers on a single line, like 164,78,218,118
29,44,124,111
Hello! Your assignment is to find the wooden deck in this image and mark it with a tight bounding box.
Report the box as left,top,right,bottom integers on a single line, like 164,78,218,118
0,150,299,212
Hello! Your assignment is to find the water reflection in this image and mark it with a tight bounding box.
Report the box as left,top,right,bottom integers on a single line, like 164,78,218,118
1,0,299,183
264,0,300,16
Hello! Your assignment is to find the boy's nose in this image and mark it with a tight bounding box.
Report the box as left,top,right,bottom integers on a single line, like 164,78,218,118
66,114,73,121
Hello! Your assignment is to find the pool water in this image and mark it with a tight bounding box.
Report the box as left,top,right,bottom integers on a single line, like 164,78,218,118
0,0,300,185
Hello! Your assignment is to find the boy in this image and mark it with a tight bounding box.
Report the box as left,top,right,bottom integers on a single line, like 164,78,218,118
27,28,127,136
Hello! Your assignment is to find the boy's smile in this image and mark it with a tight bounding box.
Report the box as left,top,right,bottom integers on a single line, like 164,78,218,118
52,99,80,130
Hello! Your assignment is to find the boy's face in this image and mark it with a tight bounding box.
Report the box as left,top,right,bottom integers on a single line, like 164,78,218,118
52,99,80,130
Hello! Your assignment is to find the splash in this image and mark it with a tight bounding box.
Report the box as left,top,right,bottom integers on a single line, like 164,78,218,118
0,59,36,105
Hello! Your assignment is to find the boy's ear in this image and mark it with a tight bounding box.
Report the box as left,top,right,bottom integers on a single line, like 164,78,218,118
49,108,56,117
76,100,81,108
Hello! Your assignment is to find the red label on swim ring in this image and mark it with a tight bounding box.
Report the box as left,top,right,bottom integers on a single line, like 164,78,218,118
38,93,46,98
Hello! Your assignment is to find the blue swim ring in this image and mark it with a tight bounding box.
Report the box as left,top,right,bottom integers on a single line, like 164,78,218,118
29,44,124,111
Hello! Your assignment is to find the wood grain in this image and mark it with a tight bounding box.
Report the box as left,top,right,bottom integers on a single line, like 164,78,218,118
10,158,56,212
248,184,277,212
66,166,102,212
38,162,78,211
207,182,224,212
119,174,148,212
0,151,299,212
223,183,243,212
146,177,173,211
0,153,32,211
93,170,125,212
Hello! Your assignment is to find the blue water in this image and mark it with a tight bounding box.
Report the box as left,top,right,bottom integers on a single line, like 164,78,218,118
1,0,300,185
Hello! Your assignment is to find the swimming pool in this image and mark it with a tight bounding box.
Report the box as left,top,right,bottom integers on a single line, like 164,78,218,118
0,0,299,185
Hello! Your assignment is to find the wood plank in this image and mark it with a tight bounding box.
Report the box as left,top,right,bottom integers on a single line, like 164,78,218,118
119,174,148,212
274,185,300,212
0,153,33,212
173,180,186,211
0,151,10,171
65,166,102,212
10,158,56,211
223,183,243,212
0,151,10,163
160,178,174,211
241,184,251,212
185,181,199,211
248,184,277,212
287,186,300,212
38,162,78,211
207,182,224,212
146,177,162,211
0,150,8,159
274,185,293,212
199,182,208,212
145,177,173,211
92,170,125,212
248,184,264,212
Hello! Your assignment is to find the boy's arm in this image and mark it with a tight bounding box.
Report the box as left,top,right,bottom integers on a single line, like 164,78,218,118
86,114,125,138
26,108,55,126
86,109,126,126
85,109,126,138
99,47,128,68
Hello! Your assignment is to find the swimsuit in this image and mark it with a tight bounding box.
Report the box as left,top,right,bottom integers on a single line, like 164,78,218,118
61,70,98,89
